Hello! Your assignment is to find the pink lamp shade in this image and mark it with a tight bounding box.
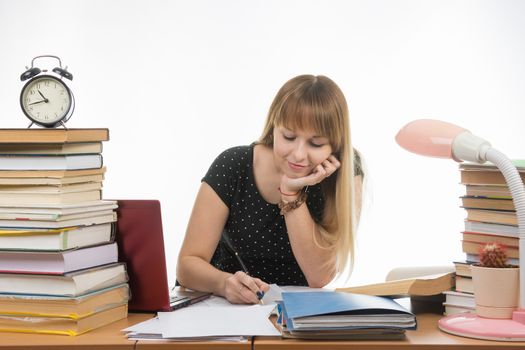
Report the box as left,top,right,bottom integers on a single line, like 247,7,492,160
395,119,468,160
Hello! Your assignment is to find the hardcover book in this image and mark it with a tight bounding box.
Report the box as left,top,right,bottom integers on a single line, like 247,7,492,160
462,240,518,259
455,275,474,294
0,181,102,194
0,223,115,251
0,167,106,181
0,211,115,228
444,303,475,316
453,261,473,278
0,128,109,144
461,196,515,211
0,262,128,296
462,231,518,246
464,220,517,235
0,242,118,274
0,199,115,211
0,154,103,171
443,290,475,309
465,208,517,226
465,185,511,199
0,190,102,205
0,304,127,336
0,174,104,186
460,160,525,185
466,253,519,266
0,283,129,318
0,208,111,221
0,142,103,155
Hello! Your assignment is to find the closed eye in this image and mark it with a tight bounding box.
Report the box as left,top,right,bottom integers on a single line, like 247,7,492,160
309,142,325,148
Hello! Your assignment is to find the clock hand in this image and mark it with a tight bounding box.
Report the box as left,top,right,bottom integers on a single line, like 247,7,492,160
28,99,47,106
37,90,49,103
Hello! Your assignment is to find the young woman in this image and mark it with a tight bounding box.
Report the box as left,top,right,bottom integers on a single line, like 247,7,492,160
176,75,364,304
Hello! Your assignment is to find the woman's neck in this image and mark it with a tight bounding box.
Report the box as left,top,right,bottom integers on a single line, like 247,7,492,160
253,143,282,204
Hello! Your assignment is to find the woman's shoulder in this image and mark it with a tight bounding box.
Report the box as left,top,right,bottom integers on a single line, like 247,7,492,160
213,144,253,164
217,145,253,160
219,144,253,156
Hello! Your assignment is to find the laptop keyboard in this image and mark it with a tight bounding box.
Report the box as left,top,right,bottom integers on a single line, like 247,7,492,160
169,295,186,304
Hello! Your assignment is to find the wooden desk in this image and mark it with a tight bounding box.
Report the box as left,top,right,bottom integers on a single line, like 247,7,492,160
3,304,525,349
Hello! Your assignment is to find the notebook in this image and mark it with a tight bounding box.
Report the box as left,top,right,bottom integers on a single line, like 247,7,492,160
115,199,211,312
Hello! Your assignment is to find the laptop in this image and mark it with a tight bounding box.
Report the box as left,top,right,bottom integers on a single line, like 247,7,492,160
115,199,211,312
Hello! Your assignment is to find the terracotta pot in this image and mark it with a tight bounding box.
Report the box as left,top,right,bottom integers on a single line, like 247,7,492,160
470,265,519,319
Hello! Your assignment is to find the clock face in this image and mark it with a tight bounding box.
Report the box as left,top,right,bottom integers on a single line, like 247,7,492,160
20,75,72,126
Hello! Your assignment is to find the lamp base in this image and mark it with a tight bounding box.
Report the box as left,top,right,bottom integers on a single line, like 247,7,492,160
438,311,525,341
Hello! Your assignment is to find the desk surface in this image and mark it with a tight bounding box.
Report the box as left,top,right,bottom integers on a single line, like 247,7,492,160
2,306,525,349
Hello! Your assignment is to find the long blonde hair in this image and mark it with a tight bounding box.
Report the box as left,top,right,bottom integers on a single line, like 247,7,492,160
259,75,357,277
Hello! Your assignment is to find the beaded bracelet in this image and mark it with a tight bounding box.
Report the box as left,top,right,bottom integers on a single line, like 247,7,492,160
278,189,307,215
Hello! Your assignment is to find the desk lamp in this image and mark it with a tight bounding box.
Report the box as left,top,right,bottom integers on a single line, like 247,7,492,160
396,119,525,341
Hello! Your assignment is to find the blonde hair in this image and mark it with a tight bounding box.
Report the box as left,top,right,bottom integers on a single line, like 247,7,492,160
259,75,357,277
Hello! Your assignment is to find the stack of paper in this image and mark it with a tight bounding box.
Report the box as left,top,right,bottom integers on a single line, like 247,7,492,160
277,291,417,339
122,300,280,341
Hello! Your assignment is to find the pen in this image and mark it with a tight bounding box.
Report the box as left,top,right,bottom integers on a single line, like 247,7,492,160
222,234,265,304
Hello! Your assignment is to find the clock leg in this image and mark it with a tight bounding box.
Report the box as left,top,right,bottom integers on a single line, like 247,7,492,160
59,121,68,130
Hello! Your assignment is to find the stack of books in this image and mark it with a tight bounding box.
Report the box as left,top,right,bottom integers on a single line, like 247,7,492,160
0,128,129,336
276,291,416,340
444,161,525,316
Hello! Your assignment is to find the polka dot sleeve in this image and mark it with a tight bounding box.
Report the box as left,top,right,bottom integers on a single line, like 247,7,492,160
201,146,247,208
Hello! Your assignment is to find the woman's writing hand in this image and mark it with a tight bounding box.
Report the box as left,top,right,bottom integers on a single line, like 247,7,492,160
223,271,270,304
281,155,341,194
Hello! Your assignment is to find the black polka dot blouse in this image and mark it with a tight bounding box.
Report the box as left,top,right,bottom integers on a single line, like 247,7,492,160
203,143,325,286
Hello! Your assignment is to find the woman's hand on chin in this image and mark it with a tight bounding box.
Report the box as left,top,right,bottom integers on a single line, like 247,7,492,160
280,155,341,192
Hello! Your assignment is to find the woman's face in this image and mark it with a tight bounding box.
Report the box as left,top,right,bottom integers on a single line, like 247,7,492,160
273,125,333,178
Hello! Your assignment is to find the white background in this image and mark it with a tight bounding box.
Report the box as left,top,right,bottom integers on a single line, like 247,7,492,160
1,0,524,288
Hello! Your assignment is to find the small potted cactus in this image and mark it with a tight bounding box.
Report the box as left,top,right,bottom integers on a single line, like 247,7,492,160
470,243,519,319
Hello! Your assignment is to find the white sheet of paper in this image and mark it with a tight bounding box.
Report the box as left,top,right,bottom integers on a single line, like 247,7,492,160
261,284,283,304
122,316,162,334
122,315,247,342
122,287,328,339
157,304,280,338
260,284,330,304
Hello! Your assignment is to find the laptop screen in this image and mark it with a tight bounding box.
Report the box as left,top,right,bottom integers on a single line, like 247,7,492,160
115,200,172,312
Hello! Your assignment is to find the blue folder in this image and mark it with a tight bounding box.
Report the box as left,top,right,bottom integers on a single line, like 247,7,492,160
281,291,417,331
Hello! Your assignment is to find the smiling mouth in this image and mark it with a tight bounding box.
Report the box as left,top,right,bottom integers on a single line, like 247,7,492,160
288,161,307,171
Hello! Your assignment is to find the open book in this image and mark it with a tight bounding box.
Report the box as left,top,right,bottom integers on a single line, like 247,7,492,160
336,266,455,297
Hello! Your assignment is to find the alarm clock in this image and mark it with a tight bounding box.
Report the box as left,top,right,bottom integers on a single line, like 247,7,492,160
20,55,75,128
